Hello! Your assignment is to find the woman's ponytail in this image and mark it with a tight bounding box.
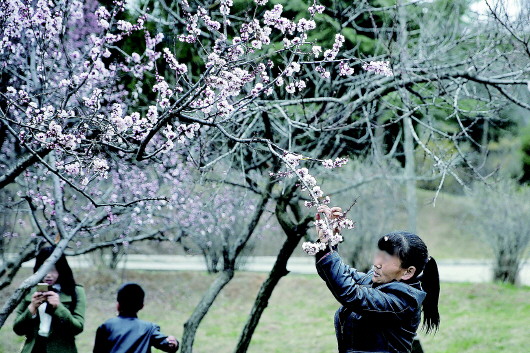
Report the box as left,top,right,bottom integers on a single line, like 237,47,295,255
420,256,440,333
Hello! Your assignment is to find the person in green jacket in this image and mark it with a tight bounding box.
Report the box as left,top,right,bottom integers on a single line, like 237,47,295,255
13,247,86,353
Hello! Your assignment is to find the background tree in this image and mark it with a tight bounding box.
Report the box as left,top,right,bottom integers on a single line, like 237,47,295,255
464,179,530,284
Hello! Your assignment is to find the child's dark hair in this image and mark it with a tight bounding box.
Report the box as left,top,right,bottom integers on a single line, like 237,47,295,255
117,282,145,314
377,231,440,333
33,246,77,303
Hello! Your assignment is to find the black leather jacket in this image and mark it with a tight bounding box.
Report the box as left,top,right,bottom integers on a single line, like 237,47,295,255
316,251,426,353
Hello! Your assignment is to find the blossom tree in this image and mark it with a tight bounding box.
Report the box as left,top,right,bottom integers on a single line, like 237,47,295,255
1,0,360,335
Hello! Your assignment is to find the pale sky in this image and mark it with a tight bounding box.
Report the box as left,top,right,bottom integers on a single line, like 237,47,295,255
469,0,525,18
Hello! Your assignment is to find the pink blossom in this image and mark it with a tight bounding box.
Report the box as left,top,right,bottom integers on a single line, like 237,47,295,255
312,46,322,57
297,18,316,32
284,153,303,166
163,48,187,74
295,80,306,91
64,162,81,175
301,241,327,255
220,0,233,16
251,83,264,96
308,5,325,16
92,157,109,178
362,61,394,77
339,61,354,76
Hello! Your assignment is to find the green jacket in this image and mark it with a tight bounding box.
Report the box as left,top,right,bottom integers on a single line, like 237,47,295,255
13,285,86,353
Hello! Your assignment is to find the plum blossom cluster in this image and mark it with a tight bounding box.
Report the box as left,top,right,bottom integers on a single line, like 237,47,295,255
105,104,154,141
163,48,187,75
220,0,233,16
301,211,355,255
10,97,82,150
339,61,354,76
297,18,317,32
1,0,157,182
362,61,394,77
152,76,174,108
198,8,221,32
1,0,69,51
160,0,351,121
322,157,348,169
34,120,82,151
263,4,296,35
269,152,353,254
162,123,201,152
315,66,331,79
308,4,325,16
323,34,345,61
92,157,109,178
95,6,111,29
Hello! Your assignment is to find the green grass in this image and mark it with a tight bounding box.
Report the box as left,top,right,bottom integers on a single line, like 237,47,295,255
1,269,528,353
414,189,490,259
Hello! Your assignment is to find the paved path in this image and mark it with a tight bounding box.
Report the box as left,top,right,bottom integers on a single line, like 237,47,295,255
21,255,530,285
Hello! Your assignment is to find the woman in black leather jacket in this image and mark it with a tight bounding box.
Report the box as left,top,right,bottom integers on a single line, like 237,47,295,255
315,206,440,353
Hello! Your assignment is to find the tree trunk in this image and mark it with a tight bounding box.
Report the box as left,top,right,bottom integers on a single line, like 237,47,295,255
397,0,417,233
234,195,312,353
494,252,519,284
0,237,39,290
0,148,51,189
181,268,235,353
403,116,417,233
234,231,303,353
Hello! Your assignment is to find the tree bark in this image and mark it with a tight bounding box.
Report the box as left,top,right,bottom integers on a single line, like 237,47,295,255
397,0,417,233
0,237,39,290
234,195,312,353
233,232,303,353
181,268,235,353
0,148,51,189
494,251,519,284
403,116,417,233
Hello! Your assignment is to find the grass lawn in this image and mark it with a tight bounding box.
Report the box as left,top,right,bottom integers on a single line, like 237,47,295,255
1,269,528,353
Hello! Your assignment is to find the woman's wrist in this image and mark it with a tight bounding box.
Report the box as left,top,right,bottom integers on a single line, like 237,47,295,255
28,303,37,316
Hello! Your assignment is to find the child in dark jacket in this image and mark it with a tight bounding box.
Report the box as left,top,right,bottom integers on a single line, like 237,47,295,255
93,282,179,353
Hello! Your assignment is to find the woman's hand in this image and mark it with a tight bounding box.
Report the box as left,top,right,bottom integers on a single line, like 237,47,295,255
28,292,46,315
315,205,343,241
317,205,343,220
44,291,61,309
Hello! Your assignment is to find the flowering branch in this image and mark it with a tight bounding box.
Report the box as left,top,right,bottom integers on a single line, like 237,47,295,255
268,150,354,255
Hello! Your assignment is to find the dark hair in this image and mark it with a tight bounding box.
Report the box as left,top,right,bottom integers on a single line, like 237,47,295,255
117,282,145,314
33,246,78,307
377,231,440,334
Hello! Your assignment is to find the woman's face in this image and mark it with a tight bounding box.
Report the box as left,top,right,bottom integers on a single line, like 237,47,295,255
43,265,59,286
372,250,407,284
